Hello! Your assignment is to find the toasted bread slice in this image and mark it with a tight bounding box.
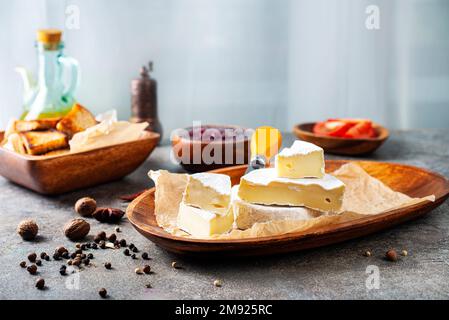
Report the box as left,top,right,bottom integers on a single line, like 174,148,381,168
19,130,69,156
13,118,61,132
56,104,97,137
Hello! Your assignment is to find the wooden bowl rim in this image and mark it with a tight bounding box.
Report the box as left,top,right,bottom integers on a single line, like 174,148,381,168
172,124,250,146
127,160,449,245
293,122,389,142
0,130,160,161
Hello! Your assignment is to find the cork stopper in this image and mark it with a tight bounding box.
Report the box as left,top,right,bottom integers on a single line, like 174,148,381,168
37,29,62,44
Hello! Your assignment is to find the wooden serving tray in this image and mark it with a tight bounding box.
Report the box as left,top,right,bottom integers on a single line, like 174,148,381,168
0,131,159,195
127,160,449,257
293,123,389,155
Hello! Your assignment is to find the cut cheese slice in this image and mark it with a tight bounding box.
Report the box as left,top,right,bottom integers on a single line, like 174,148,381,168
182,173,231,215
231,186,321,230
177,202,234,238
238,168,345,213
275,140,325,178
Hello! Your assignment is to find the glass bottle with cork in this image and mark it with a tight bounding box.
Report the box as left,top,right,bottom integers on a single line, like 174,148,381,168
16,29,80,120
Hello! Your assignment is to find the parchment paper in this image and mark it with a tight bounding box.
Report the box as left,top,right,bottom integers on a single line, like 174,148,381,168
149,163,435,239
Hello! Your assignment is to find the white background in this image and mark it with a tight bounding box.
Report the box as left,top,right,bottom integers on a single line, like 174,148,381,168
0,0,448,134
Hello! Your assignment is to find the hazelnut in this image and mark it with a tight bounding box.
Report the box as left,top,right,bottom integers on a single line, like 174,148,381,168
63,219,90,241
75,197,97,217
17,219,38,241
386,249,398,262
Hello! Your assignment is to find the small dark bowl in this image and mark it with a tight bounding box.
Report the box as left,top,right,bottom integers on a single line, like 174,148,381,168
293,122,389,156
171,125,250,173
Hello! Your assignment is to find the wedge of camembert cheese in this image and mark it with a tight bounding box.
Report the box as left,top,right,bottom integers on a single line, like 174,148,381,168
182,173,231,215
238,168,345,213
177,202,234,238
275,140,325,179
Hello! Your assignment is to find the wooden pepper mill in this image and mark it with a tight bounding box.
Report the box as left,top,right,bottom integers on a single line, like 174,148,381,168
130,61,163,141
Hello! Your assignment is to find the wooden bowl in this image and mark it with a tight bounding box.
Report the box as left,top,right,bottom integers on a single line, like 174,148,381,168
171,125,250,173
0,131,159,195
293,123,389,155
127,160,449,257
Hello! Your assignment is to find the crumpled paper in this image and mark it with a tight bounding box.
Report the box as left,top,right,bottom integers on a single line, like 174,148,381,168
69,110,148,153
149,163,435,240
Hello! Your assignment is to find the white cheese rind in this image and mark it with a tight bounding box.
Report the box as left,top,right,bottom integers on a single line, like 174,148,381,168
278,140,323,157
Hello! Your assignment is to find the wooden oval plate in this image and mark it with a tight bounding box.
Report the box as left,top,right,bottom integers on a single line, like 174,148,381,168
293,123,389,155
127,160,449,257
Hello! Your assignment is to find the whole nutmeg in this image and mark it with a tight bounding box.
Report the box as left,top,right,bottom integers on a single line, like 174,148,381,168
75,197,97,217
17,219,38,241
92,208,124,223
63,219,90,241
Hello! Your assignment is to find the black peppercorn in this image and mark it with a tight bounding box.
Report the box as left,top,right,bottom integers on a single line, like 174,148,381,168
99,241,106,249
91,243,98,249
53,253,61,261
143,265,151,274
87,253,94,259
35,259,42,266
35,278,45,290
75,249,83,255
44,255,50,261
132,247,138,253
129,243,135,249
123,249,130,256
131,254,136,259
72,259,81,267
81,244,87,250
104,262,112,269
108,233,117,242
20,261,27,268
142,252,149,260
86,243,91,249
62,252,70,259
83,259,90,266
99,288,107,298
28,253,37,263
56,246,68,255
70,252,77,259
27,264,38,275
40,252,47,259
119,239,127,247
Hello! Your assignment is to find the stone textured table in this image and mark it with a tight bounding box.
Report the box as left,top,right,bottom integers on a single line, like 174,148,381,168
1,131,448,300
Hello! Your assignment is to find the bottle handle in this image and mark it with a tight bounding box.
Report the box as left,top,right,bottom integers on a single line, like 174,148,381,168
59,56,80,98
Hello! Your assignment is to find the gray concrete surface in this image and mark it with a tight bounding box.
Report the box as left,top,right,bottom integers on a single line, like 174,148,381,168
0,131,448,300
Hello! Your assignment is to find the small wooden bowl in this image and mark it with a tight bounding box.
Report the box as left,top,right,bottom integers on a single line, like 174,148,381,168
0,131,159,195
293,122,389,156
171,125,250,173
127,160,449,257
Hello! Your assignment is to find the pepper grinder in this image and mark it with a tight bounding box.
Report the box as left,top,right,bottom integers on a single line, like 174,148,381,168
130,61,163,141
